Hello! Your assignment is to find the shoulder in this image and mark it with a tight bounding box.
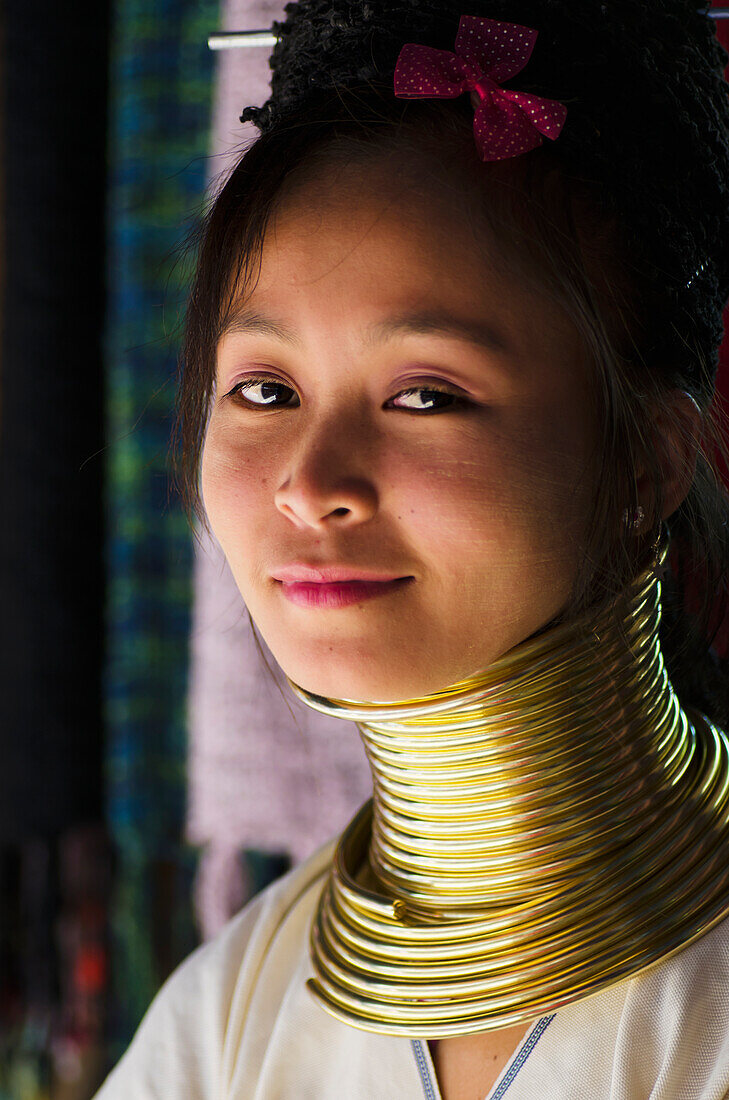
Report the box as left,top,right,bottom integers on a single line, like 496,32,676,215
92,837,336,1100
607,910,729,1097
625,905,729,1025
611,912,729,1096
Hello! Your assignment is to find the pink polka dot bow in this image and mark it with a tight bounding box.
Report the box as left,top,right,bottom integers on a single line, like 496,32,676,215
393,14,568,162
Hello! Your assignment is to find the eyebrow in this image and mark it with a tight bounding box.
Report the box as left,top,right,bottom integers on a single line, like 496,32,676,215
219,305,509,355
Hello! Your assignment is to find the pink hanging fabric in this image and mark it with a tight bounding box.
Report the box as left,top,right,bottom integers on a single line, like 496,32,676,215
184,0,371,942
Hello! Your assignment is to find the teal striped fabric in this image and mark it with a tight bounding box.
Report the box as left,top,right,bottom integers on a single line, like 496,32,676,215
103,0,218,1058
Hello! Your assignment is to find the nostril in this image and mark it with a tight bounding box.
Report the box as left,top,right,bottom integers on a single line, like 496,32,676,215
275,480,377,528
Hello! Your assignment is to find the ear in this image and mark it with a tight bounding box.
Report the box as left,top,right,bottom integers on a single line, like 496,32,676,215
635,389,702,520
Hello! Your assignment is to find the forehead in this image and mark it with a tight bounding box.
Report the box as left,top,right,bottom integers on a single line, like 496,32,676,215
223,157,584,363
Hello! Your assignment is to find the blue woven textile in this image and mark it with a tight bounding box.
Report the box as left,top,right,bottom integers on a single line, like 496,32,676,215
103,0,218,1055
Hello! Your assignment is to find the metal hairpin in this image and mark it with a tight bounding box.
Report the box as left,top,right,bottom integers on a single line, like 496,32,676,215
208,30,278,48
207,9,729,48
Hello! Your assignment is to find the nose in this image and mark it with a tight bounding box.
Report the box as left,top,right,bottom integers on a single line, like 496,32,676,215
274,420,378,530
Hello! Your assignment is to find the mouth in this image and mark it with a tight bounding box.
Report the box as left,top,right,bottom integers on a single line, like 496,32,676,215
274,576,414,610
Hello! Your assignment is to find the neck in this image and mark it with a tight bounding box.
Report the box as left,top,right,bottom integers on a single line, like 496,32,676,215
288,538,729,1038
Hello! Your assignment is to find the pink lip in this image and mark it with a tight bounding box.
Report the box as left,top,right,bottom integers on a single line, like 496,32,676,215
272,564,407,584
277,578,412,609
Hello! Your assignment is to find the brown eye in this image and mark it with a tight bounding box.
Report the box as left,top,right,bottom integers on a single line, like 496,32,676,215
389,387,464,412
229,377,299,408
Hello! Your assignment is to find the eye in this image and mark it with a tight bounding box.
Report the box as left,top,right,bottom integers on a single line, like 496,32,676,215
227,376,299,408
387,386,467,413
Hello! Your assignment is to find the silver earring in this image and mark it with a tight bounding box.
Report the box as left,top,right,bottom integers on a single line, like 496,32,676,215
621,505,645,531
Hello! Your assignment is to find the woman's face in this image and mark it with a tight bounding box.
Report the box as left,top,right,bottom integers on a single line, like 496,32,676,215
201,161,598,701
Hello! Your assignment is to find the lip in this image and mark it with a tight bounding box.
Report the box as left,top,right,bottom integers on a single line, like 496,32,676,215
272,564,408,584
276,577,413,609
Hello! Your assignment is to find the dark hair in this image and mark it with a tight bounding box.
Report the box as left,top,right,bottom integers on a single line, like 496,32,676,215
168,6,729,728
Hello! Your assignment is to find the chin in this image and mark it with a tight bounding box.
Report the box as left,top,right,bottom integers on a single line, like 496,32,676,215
277,649,458,704
249,609,469,703
280,662,394,704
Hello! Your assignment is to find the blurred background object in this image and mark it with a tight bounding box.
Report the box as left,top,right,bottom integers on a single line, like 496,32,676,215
1,0,111,1095
0,2,727,1099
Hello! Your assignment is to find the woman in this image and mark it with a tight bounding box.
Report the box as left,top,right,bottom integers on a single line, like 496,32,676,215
95,0,729,1095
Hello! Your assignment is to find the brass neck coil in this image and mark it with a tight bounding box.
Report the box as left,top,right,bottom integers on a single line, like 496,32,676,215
287,540,729,1037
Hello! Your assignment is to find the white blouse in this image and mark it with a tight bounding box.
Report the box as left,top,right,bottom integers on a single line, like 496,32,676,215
92,836,729,1099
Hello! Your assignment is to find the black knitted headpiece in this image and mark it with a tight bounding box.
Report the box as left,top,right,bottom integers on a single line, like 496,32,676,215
239,1,729,396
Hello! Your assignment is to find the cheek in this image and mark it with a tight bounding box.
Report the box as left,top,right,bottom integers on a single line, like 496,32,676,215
200,423,273,545
394,411,592,562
